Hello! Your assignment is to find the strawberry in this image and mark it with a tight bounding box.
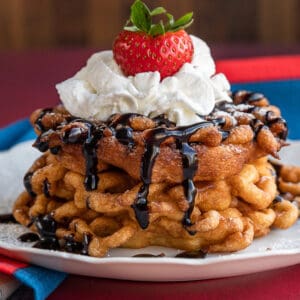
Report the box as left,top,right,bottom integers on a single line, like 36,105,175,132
113,0,194,80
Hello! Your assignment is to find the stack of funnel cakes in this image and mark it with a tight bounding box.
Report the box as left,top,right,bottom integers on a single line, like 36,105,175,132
13,91,300,257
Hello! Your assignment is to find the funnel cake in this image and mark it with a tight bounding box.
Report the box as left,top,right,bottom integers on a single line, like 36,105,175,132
12,90,300,257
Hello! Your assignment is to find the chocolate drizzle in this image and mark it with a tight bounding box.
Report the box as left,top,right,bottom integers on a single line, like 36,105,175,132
82,124,102,191
133,253,165,257
0,214,16,223
62,120,105,191
35,108,52,132
175,250,207,258
18,232,40,242
214,93,288,140
132,119,225,230
24,172,36,197
33,215,60,250
43,178,51,198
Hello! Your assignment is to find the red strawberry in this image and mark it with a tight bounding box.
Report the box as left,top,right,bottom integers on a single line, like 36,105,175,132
113,0,194,80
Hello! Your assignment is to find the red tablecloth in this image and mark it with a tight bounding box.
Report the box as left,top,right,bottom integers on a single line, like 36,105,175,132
1,47,300,299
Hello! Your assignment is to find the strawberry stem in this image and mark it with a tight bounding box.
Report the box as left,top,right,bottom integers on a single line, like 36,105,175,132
124,0,193,36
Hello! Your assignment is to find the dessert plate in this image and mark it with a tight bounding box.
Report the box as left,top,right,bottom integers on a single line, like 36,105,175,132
0,140,300,281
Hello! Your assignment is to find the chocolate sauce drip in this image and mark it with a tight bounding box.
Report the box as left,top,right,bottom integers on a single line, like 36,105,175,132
152,114,175,127
214,101,235,113
108,113,142,127
244,92,265,105
268,118,288,140
63,235,84,253
132,119,224,230
214,98,288,141
33,215,60,250
35,108,52,132
175,250,207,258
33,130,54,152
62,123,89,144
133,253,165,257
61,120,103,191
83,124,103,191
115,126,134,148
43,178,51,198
177,141,197,228
50,146,61,155
18,232,40,242
133,184,151,229
232,91,265,106
0,214,16,223
23,172,36,197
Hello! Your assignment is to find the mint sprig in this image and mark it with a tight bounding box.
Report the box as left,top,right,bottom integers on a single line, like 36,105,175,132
124,0,193,36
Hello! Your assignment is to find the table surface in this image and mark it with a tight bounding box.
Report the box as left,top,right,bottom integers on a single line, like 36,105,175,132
1,45,300,299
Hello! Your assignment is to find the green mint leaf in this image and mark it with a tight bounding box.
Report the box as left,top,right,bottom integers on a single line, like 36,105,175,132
149,21,165,36
130,0,151,32
171,12,193,29
150,7,166,16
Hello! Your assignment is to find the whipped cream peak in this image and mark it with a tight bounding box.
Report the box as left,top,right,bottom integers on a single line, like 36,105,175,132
56,35,231,126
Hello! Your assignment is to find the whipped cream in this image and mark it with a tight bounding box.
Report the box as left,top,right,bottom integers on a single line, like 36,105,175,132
56,35,231,126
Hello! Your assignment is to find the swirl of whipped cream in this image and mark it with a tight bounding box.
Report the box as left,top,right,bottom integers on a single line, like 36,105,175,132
56,35,231,126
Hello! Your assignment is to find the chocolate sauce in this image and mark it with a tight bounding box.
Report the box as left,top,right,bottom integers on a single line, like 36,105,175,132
132,119,224,230
108,113,142,127
63,235,84,253
34,131,51,152
232,91,265,106
33,215,60,250
43,178,51,198
23,172,36,197
0,214,16,223
115,126,134,148
33,238,60,250
133,253,165,257
62,126,88,144
175,250,207,258
35,108,52,132
18,232,39,242
152,114,175,127
268,159,283,192
82,125,103,191
50,146,61,155
61,120,104,191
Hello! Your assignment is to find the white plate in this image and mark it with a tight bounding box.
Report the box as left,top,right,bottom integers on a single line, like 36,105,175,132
0,140,300,281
